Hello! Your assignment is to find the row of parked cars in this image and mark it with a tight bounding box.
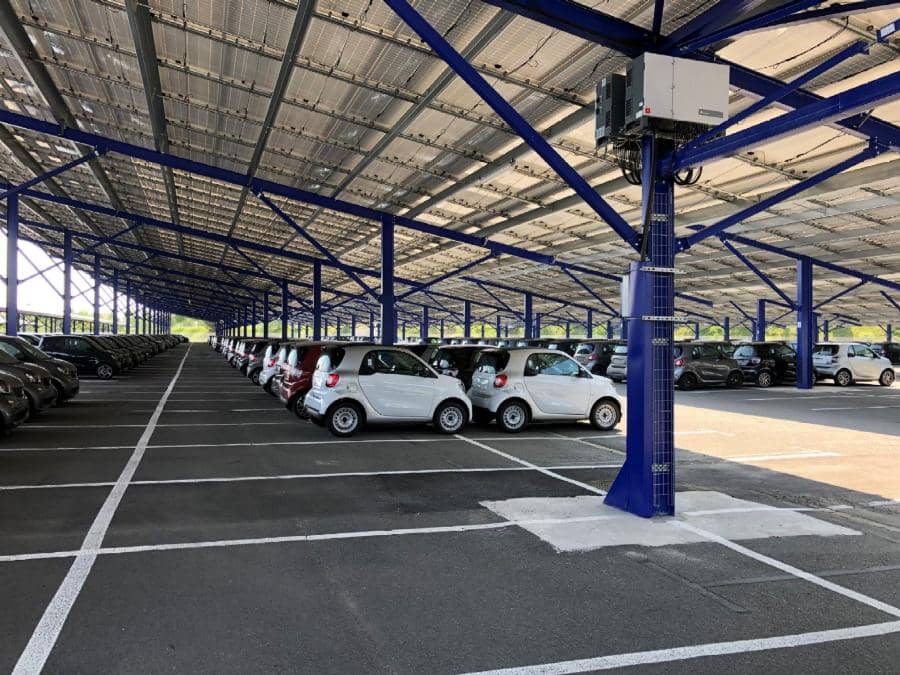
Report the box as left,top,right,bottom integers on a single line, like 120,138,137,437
0,333,187,436
211,335,623,437
416,336,898,389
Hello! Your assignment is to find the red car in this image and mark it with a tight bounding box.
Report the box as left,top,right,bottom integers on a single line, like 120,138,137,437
277,342,334,418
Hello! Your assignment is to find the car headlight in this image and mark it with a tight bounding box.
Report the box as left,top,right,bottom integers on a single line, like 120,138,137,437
23,371,37,382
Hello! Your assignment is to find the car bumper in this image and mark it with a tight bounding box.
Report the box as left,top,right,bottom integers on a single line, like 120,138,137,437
54,377,80,399
468,390,500,413
1,396,30,428
27,384,58,411
606,366,627,380
304,391,328,418
739,367,760,381
814,365,837,376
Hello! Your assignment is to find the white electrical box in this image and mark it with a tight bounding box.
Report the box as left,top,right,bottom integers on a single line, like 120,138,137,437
625,53,729,130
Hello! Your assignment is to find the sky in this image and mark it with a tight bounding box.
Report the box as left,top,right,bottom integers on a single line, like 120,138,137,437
1,236,113,318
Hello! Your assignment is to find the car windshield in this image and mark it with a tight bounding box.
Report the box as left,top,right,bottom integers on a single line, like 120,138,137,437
814,344,839,355
574,344,593,355
0,350,20,364
316,347,346,372
2,338,50,361
613,345,628,354
673,346,683,358
473,350,510,374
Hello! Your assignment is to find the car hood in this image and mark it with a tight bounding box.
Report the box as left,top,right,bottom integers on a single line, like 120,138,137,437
39,358,77,378
0,362,50,380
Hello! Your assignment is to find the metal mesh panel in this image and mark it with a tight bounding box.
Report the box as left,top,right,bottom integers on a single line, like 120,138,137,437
650,180,675,515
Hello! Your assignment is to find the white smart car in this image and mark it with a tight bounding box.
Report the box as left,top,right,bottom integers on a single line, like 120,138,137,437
467,348,622,432
813,342,895,386
305,345,472,436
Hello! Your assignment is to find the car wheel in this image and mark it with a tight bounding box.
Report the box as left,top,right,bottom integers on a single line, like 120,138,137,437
879,369,895,387
291,391,309,419
327,402,362,437
678,372,698,390
250,370,260,385
756,370,774,388
96,363,114,380
834,369,852,387
590,399,620,431
726,371,743,388
434,400,468,434
496,400,529,433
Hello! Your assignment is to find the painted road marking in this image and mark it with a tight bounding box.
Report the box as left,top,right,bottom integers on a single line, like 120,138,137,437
726,451,840,462
460,621,900,674
12,346,191,675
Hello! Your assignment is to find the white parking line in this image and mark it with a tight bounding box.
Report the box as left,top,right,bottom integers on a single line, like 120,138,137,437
810,405,900,411
868,499,900,507
0,464,623,491
456,435,607,495
460,621,900,674
726,451,840,462
12,346,191,675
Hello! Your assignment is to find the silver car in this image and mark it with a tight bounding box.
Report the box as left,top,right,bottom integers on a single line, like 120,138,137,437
605,344,628,382
467,348,622,433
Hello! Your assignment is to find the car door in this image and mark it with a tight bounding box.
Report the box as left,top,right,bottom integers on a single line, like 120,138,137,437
851,345,881,379
62,337,95,371
523,352,592,415
358,349,435,418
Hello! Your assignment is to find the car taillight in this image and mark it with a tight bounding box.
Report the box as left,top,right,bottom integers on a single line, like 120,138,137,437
493,373,508,388
249,354,256,362
750,357,761,365
268,358,276,367
326,373,340,388
674,358,684,367
831,356,839,363
588,354,598,361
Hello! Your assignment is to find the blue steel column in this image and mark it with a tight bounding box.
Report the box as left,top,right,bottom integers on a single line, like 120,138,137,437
523,293,533,339
251,300,257,338
441,318,446,339
723,316,730,341
605,136,676,518
351,314,357,339
586,309,593,338
565,321,570,338
796,256,814,390
313,261,322,340
534,313,541,338
380,216,395,346
463,300,472,338
93,255,101,335
112,269,119,334
281,279,288,340
620,319,628,340
886,324,892,342
369,311,375,340
693,322,700,340
263,293,269,338
125,281,131,334
62,235,73,335
822,319,830,341
336,316,342,339
496,315,502,339
755,299,766,341
606,320,613,339
421,306,429,339
242,306,248,338
5,194,17,335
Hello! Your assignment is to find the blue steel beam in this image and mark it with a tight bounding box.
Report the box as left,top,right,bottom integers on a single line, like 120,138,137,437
397,253,494,300
672,75,900,171
723,233,900,293
674,1,825,52
480,0,652,54
256,192,379,301
561,268,618,317
0,111,620,279
747,1,900,32
660,0,773,54
720,239,796,308
384,0,640,250
882,291,900,313
681,143,881,249
680,40,870,156
814,280,868,310
0,149,99,202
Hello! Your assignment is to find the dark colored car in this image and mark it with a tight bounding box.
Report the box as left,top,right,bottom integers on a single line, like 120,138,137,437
0,371,30,434
421,344,487,389
0,350,57,414
573,340,625,376
0,336,80,402
872,342,900,365
277,342,334,417
547,340,582,356
39,334,121,379
674,342,744,390
237,339,280,376
17,333,41,346
733,341,798,387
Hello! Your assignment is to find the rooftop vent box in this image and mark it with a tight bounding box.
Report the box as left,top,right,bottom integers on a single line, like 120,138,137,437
595,73,626,146
625,53,730,132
